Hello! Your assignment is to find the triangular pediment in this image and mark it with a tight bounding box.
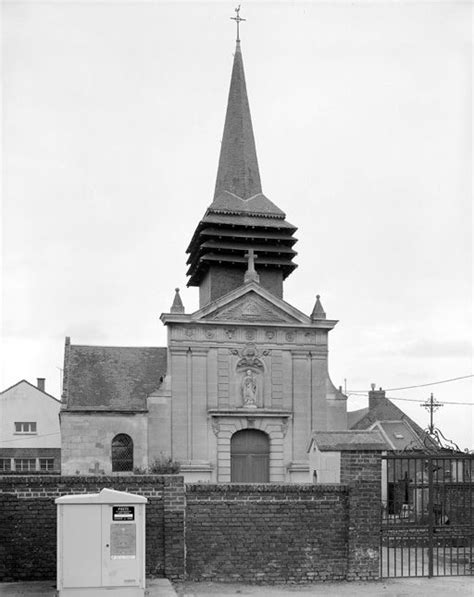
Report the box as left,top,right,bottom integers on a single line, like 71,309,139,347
192,283,311,325
204,293,298,323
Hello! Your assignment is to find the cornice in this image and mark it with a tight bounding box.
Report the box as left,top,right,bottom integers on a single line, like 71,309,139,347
208,408,292,418
161,316,337,331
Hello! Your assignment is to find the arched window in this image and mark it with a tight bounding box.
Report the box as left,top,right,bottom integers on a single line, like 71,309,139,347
111,434,134,472
231,429,270,483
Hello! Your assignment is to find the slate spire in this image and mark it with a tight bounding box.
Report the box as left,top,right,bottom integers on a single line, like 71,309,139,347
213,41,262,201
186,30,298,306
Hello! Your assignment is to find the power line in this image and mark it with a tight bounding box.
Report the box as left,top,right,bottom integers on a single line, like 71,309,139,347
347,393,473,406
348,374,473,393
385,374,474,391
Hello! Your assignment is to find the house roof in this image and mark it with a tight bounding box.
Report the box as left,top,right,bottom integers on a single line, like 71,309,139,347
373,420,425,451
347,407,368,428
63,343,167,411
348,394,433,451
308,430,389,452
0,379,60,403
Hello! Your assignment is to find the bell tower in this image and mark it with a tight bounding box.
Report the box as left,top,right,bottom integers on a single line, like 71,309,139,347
186,28,298,307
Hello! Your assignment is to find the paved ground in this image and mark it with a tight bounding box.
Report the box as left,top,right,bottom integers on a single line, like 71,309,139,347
0,578,176,596
174,577,473,596
2,577,472,597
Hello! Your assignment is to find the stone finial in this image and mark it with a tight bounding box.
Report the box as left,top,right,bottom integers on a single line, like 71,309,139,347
244,249,260,284
311,294,326,320
170,288,185,313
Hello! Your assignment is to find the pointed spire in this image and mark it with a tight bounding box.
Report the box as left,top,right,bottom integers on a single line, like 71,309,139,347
311,294,326,320
214,41,262,201
170,288,185,313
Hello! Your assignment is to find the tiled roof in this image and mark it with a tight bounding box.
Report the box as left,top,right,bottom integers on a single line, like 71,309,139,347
64,344,167,411
350,396,426,439
309,430,389,452
347,407,368,428
374,420,424,450
348,395,435,451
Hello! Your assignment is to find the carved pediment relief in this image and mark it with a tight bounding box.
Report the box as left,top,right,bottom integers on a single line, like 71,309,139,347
202,293,300,324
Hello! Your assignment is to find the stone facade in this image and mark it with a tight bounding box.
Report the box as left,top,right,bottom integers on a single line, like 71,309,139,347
159,283,347,482
60,412,148,475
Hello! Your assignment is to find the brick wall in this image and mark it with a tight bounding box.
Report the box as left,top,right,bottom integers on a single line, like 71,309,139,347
0,475,185,582
1,455,385,584
186,484,349,582
341,451,382,580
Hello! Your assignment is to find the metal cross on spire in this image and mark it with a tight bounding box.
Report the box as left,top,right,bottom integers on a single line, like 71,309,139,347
231,5,246,43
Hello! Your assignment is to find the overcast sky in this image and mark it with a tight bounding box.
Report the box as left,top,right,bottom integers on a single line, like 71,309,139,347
1,1,472,448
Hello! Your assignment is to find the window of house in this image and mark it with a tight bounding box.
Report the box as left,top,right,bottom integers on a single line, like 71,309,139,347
14,459,36,471
14,422,37,434
39,458,55,471
0,458,12,471
111,434,134,472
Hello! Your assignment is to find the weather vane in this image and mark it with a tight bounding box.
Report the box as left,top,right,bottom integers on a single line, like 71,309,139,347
231,5,246,43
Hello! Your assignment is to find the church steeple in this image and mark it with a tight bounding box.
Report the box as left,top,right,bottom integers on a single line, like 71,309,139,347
213,41,262,201
186,18,298,308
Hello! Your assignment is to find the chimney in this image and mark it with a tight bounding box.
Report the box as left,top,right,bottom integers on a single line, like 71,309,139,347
368,384,385,410
37,378,45,392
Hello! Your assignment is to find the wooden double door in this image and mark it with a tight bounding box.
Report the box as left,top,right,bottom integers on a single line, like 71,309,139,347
231,429,270,483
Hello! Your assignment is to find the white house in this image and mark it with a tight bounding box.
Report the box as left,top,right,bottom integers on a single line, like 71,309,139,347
0,379,61,472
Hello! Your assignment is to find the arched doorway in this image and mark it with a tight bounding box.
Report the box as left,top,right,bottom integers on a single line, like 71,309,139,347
111,434,134,472
231,429,270,483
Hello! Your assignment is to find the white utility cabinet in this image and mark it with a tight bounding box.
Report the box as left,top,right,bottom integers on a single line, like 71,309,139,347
56,488,147,597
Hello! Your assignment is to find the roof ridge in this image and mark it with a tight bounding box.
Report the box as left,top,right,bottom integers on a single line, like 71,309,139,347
70,344,166,350
0,378,60,402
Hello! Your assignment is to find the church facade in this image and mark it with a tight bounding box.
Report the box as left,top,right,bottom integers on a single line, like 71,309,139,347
60,38,347,482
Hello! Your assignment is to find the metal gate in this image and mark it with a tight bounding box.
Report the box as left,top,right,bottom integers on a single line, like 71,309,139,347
381,453,473,577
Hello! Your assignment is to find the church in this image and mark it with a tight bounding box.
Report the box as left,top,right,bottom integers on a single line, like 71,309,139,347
60,31,348,483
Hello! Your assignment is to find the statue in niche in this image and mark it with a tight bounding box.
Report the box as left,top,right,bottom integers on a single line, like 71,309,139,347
242,369,258,408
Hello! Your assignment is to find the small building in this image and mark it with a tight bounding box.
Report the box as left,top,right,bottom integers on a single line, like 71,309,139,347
60,344,166,476
308,430,389,484
0,379,61,472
